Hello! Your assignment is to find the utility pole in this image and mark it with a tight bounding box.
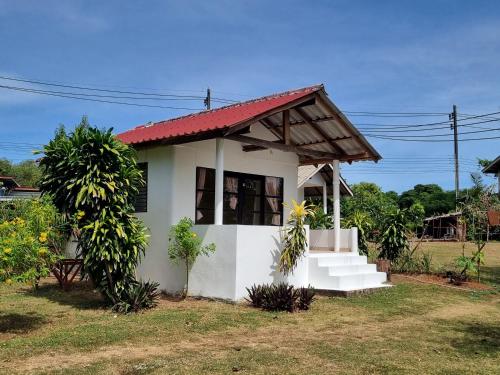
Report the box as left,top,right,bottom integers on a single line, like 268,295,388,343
204,88,211,110
450,104,459,203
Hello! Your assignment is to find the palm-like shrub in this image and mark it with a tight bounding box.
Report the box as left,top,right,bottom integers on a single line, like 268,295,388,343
305,205,332,229
378,209,409,262
38,119,151,309
245,283,315,312
279,200,313,276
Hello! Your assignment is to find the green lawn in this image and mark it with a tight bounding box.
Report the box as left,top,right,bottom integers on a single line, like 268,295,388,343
0,242,499,374
415,241,500,286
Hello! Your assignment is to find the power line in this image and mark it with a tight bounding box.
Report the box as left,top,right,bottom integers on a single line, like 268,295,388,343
0,75,237,103
366,134,500,142
0,84,204,111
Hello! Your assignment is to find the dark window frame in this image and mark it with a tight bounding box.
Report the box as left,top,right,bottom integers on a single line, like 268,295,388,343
195,167,284,226
134,162,148,213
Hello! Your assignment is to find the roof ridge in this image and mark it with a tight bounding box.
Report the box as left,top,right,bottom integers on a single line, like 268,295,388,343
129,84,324,131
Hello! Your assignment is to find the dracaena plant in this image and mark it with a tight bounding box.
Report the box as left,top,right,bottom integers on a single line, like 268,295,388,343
279,200,313,276
38,118,154,311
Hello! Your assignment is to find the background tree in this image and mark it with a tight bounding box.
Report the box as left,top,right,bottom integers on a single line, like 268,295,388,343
378,209,409,262
398,184,456,217
39,117,155,311
0,158,42,187
341,182,398,232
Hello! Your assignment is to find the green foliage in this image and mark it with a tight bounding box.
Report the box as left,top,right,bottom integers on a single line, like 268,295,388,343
38,117,150,309
245,283,315,312
280,200,313,276
0,198,66,286
455,255,476,278
392,250,433,274
168,217,215,296
305,205,332,229
0,158,42,187
398,184,455,217
459,173,500,281
110,279,160,314
343,211,372,255
296,286,316,311
406,202,425,231
378,209,409,262
341,182,398,231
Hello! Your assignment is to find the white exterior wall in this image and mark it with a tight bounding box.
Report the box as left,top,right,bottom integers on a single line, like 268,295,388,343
309,228,358,252
135,125,302,295
190,225,309,300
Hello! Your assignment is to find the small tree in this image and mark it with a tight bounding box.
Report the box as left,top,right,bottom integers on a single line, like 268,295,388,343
39,118,154,311
459,173,500,282
168,217,215,297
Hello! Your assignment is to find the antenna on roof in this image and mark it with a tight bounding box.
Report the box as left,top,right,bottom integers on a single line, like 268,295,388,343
204,88,211,110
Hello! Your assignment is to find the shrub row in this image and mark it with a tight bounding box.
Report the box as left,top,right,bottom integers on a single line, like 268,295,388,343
246,282,315,312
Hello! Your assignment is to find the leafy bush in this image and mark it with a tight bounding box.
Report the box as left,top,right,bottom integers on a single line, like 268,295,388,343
343,211,372,256
110,279,160,314
392,250,434,274
455,255,476,280
168,217,215,296
39,119,151,309
280,200,313,275
0,198,67,287
245,283,315,312
305,205,332,229
296,286,316,311
262,283,298,312
246,284,266,308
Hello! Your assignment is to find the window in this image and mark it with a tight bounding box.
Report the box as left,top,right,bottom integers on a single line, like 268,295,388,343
134,163,148,212
195,167,283,226
196,167,215,224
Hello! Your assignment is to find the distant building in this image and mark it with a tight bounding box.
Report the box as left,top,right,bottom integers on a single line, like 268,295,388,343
482,156,500,195
422,212,466,241
0,176,40,201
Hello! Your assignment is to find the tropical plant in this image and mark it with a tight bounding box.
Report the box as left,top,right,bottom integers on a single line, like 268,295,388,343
378,209,409,262
245,284,266,308
0,197,67,287
305,205,332,229
343,211,372,256
455,255,476,279
279,200,313,276
168,217,215,297
245,283,315,312
38,118,152,310
110,279,160,313
296,286,316,311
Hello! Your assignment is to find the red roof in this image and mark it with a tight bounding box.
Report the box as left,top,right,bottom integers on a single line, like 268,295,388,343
117,85,322,145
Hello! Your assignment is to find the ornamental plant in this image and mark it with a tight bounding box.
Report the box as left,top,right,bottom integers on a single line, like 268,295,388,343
378,209,409,262
38,119,153,310
168,217,216,297
279,200,313,276
0,197,66,288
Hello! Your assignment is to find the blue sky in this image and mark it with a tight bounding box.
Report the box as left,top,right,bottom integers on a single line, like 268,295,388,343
0,0,499,192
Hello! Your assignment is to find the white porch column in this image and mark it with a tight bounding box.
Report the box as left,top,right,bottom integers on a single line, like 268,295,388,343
215,138,224,225
332,160,341,252
322,180,328,214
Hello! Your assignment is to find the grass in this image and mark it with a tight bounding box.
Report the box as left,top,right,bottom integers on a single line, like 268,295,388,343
0,241,499,374
415,241,500,286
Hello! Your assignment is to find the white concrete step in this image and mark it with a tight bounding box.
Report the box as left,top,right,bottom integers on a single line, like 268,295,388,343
330,272,387,290
316,254,368,266
328,263,377,276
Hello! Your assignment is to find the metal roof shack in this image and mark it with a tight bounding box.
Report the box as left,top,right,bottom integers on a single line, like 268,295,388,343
482,156,500,174
117,84,381,165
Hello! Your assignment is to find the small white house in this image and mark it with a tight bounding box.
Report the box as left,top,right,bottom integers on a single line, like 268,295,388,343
117,84,388,300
